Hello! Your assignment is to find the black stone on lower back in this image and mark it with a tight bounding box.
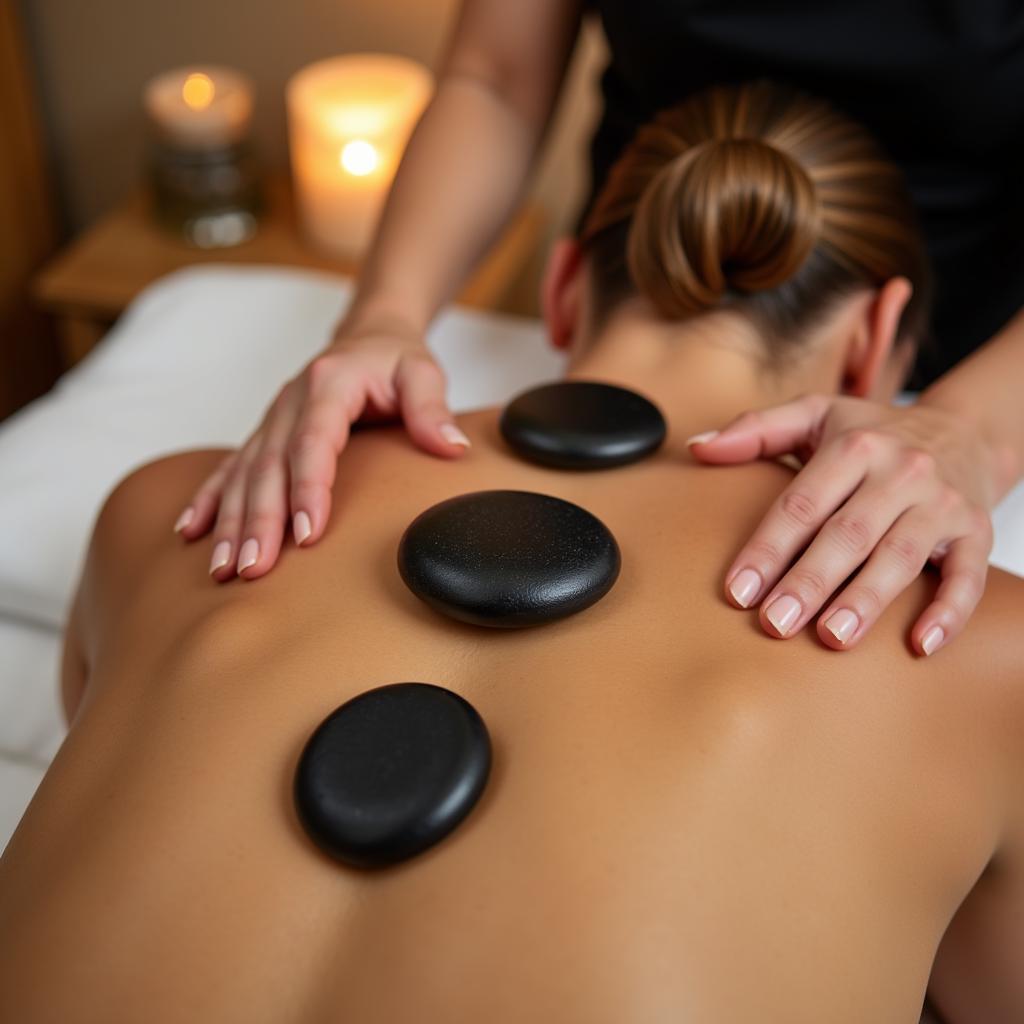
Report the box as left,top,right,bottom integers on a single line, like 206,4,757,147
499,380,666,469
294,682,491,869
398,489,620,628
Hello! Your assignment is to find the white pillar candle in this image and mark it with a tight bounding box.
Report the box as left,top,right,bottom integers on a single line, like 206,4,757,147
144,66,254,150
287,54,433,259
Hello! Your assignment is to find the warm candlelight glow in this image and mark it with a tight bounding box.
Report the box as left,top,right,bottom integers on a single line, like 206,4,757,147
182,72,215,111
145,66,253,149
288,54,433,257
339,140,379,176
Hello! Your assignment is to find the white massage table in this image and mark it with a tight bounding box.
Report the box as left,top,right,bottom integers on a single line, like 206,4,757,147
1,266,1020,1024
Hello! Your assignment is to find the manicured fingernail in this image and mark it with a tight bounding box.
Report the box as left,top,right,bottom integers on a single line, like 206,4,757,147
439,423,471,448
921,625,945,656
209,540,232,575
293,510,312,546
686,430,720,446
765,594,802,636
237,538,259,573
823,608,859,644
728,567,762,608
173,506,195,533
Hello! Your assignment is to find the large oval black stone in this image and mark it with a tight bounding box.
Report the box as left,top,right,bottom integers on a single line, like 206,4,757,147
500,380,666,469
294,683,491,868
398,489,620,628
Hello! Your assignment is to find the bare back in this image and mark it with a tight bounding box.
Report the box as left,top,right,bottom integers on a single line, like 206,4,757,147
1,407,1022,1024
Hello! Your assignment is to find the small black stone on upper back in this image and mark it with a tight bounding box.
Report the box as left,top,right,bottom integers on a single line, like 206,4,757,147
499,380,666,470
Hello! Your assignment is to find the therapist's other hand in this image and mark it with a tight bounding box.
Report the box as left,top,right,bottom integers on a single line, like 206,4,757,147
173,320,469,581
688,394,1000,656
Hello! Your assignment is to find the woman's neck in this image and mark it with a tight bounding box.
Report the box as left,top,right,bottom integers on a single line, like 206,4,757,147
565,311,836,448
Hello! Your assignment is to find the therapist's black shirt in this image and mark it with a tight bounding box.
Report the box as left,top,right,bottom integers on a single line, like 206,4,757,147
583,0,1024,389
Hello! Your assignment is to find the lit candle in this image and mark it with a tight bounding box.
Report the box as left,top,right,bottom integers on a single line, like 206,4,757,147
143,65,261,248
287,54,433,258
144,65,254,150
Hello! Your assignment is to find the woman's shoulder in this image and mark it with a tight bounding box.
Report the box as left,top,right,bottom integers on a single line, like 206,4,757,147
962,566,1024,697
79,449,234,650
923,565,1024,800
91,448,230,568
950,566,1024,676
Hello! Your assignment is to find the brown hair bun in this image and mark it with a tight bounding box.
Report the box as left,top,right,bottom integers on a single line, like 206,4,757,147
628,136,820,316
580,81,931,355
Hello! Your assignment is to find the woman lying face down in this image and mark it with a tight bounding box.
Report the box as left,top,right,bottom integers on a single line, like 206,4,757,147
0,82,1022,1024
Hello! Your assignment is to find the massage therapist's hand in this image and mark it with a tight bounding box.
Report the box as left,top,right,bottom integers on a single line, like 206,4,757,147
688,394,1002,656
173,316,470,581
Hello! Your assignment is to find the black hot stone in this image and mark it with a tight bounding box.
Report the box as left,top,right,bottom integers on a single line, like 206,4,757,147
294,682,491,868
499,380,666,469
398,489,620,628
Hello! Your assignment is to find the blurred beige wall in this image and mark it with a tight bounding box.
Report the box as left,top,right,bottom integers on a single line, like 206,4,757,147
18,0,607,245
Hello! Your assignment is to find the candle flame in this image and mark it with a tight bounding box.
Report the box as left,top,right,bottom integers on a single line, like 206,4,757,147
340,139,379,176
182,73,215,111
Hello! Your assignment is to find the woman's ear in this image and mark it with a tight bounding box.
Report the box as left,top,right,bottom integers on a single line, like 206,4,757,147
842,277,913,399
541,238,586,351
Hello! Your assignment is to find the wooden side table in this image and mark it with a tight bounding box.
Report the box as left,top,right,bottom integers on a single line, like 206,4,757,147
33,175,547,367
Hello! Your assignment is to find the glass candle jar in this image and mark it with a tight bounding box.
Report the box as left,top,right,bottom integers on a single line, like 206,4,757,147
287,55,432,259
144,66,262,248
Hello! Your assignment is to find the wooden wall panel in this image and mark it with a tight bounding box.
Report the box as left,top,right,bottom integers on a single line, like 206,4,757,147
0,0,61,422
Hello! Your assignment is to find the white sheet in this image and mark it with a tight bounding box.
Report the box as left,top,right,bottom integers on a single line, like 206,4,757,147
0,754,47,854
0,617,64,766
0,609,59,852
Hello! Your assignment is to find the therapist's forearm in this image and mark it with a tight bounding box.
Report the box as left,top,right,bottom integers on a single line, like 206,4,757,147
341,77,532,338
919,306,1024,503
339,1,583,341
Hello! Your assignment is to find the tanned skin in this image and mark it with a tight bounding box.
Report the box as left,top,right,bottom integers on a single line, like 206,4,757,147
1,272,1022,1022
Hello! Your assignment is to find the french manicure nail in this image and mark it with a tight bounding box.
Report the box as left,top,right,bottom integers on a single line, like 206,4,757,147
439,423,471,448
209,540,232,575
173,506,195,533
237,538,259,573
686,430,720,446
765,594,802,636
921,625,945,656
728,567,762,608
823,608,860,644
294,510,312,545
